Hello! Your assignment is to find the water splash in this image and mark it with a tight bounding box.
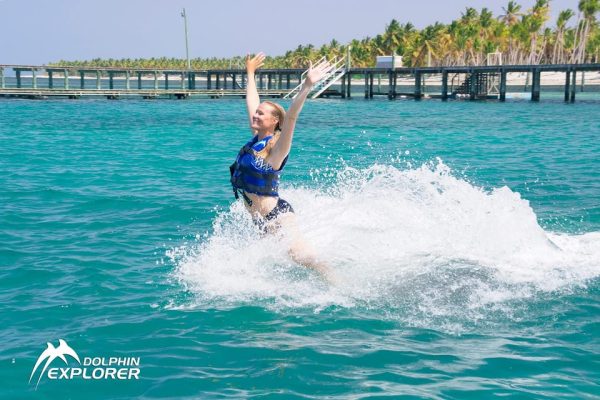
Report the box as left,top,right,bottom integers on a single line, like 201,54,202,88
169,161,600,329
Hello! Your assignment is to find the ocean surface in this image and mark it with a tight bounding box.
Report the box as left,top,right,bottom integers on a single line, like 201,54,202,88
1,97,599,399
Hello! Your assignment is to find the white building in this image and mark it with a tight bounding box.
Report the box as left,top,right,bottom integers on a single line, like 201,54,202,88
375,55,403,68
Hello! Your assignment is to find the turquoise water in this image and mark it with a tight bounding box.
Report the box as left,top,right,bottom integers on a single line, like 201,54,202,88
1,98,599,398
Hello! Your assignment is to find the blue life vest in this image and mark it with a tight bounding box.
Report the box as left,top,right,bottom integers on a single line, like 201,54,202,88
229,135,288,200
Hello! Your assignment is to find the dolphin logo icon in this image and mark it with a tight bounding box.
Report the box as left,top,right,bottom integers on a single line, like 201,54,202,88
29,339,80,389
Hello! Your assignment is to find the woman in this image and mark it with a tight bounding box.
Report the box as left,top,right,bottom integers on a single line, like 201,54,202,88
229,52,333,279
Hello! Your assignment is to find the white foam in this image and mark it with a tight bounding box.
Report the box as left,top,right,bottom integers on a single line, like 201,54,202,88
169,161,600,325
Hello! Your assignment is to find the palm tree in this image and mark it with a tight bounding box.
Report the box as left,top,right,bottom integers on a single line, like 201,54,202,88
553,9,575,63
382,19,401,55
499,1,523,64
573,0,600,62
500,1,523,25
328,39,342,59
588,26,600,61
411,23,445,66
526,0,550,64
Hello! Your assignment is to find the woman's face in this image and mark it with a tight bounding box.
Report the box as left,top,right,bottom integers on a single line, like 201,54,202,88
251,103,279,132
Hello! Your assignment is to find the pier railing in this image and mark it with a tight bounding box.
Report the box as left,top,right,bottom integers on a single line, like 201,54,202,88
283,56,347,100
1,63,599,102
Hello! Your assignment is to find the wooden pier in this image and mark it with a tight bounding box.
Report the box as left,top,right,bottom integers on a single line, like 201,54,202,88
0,65,305,100
1,63,599,102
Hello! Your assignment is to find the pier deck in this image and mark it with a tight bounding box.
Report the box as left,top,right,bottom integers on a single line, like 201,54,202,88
0,88,289,100
1,63,599,102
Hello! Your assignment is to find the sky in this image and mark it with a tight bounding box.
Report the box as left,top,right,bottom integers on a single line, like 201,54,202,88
0,0,580,65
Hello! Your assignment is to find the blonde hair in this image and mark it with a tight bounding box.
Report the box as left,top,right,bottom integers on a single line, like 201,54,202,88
255,101,286,159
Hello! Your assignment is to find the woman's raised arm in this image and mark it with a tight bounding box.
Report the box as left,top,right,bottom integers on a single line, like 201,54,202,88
268,60,333,168
245,53,265,131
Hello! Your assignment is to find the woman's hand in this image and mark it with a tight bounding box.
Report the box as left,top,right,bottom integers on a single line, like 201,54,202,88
304,60,333,88
246,52,265,75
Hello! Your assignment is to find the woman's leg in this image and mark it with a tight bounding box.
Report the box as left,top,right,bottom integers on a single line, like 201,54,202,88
274,212,334,281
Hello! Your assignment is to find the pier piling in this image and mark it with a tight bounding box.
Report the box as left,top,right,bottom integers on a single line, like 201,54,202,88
531,69,541,101
564,70,570,102
347,72,352,98
570,69,577,102
469,71,477,100
500,70,507,101
441,71,448,101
